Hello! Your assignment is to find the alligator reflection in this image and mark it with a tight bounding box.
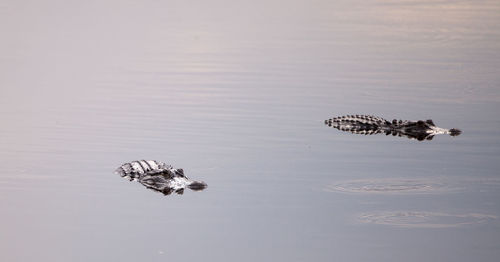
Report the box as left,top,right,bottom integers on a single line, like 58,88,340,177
325,115,461,141
115,160,207,196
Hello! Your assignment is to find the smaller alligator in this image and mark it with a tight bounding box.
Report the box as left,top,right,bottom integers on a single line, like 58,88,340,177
325,115,461,141
115,160,207,195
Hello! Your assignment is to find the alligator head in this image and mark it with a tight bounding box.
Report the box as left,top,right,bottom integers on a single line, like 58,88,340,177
115,160,207,195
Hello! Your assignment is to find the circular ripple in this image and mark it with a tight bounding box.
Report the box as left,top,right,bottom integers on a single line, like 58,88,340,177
327,178,455,194
358,211,497,228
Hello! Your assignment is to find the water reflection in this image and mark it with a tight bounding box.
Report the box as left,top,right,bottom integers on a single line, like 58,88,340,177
358,211,497,228
325,115,461,141
115,160,207,196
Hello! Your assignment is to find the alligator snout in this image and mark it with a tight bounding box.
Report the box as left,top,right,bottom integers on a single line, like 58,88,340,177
188,181,208,191
449,128,462,136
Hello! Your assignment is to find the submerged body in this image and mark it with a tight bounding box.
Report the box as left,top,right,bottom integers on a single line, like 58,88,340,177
115,160,207,195
325,115,461,141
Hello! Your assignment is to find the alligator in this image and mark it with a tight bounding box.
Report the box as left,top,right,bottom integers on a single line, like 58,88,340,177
115,160,207,195
324,115,461,141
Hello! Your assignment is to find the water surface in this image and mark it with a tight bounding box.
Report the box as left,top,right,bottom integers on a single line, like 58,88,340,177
1,0,500,261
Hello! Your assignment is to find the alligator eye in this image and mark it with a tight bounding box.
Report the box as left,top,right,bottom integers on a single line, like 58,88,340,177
162,188,174,195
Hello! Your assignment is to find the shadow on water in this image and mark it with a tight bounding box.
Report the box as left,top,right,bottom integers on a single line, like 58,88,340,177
325,115,462,141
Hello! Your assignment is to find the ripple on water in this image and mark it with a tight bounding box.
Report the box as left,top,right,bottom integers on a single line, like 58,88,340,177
358,211,497,228
326,178,458,194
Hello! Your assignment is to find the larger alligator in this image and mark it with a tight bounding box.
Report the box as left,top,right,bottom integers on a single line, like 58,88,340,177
115,160,207,195
325,115,461,141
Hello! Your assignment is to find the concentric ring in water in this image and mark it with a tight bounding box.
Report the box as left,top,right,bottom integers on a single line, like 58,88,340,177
358,211,497,228
326,178,455,194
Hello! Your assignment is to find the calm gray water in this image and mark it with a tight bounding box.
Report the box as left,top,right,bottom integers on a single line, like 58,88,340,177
1,0,500,261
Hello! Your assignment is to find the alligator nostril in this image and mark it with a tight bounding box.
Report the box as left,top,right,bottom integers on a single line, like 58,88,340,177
449,128,462,136
188,181,208,191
